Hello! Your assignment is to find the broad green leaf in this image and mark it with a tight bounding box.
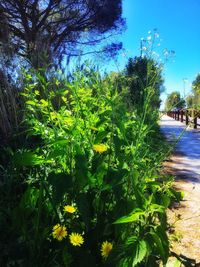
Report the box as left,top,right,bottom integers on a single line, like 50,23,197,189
75,154,88,188
149,226,169,264
48,139,68,147
105,168,127,186
94,131,108,143
76,193,91,229
26,100,37,106
40,99,48,107
13,151,45,166
149,232,166,262
132,240,148,267
114,209,144,224
161,194,171,208
126,236,137,245
149,204,165,214
132,169,139,186
47,172,73,204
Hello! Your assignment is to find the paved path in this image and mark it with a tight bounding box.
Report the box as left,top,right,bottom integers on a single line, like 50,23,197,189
160,115,200,181
160,115,200,262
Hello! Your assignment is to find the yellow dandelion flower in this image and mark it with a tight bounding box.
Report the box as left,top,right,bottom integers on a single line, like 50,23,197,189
52,224,67,241
93,144,108,153
63,205,76,213
69,232,84,246
101,241,113,259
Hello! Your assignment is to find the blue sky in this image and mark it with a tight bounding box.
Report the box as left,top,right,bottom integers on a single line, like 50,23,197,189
111,0,200,108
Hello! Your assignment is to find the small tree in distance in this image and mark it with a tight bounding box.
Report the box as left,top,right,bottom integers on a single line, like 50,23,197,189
191,74,200,108
165,91,185,111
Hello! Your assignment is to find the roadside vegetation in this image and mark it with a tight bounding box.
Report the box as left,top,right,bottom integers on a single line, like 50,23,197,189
0,1,184,266
186,74,200,109
0,60,183,266
165,91,186,111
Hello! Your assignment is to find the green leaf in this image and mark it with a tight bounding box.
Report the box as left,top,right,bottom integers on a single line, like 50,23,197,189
94,131,108,143
132,170,139,186
134,187,146,208
13,151,45,166
76,193,91,229
26,100,37,106
75,154,88,188
20,187,40,210
132,240,148,267
105,168,127,186
47,172,73,205
62,247,72,267
48,139,68,147
149,226,169,264
149,232,166,261
126,236,137,245
149,204,165,214
161,194,171,208
114,209,144,224
166,258,181,267
169,188,184,201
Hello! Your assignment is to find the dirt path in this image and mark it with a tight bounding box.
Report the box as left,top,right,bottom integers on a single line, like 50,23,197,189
160,115,200,263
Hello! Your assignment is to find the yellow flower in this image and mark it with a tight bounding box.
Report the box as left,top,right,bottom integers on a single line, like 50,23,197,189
63,205,76,213
93,144,108,153
101,241,113,259
69,232,84,246
52,224,67,241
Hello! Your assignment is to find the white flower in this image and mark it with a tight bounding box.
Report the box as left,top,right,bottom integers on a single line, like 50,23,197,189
147,36,151,41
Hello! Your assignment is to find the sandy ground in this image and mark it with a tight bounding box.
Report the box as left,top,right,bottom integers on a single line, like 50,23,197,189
160,115,200,264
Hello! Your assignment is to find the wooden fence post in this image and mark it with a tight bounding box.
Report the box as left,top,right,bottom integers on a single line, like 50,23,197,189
175,111,178,120
181,110,183,122
186,110,189,125
177,110,180,121
193,110,197,129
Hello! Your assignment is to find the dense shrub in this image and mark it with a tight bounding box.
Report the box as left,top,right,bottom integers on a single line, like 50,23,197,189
0,66,181,267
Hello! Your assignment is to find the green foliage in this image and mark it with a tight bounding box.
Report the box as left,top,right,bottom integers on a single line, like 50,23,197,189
125,56,163,119
192,73,200,94
165,91,186,111
191,74,200,108
0,65,179,266
186,94,195,108
0,0,124,68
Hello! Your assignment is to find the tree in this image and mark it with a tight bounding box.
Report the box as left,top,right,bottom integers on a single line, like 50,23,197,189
125,56,164,111
0,0,124,68
186,94,194,108
165,91,185,111
191,74,200,108
192,73,200,94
